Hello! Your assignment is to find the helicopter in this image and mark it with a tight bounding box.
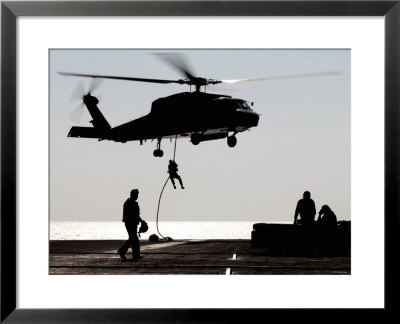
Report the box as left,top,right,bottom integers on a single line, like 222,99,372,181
59,54,340,157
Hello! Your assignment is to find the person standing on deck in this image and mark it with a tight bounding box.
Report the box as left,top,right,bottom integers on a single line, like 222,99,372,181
118,189,143,261
168,159,185,189
294,191,316,227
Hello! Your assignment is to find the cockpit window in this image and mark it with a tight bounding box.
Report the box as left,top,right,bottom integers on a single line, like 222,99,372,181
233,100,252,110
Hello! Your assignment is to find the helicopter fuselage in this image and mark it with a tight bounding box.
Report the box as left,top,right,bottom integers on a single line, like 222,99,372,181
68,91,259,155
110,92,259,142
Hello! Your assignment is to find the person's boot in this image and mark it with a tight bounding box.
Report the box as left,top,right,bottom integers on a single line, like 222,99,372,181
117,249,126,261
131,255,143,262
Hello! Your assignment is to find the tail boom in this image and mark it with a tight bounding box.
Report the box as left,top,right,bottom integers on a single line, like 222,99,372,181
68,126,108,139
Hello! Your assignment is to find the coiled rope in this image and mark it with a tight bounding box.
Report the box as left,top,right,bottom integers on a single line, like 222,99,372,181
155,135,178,240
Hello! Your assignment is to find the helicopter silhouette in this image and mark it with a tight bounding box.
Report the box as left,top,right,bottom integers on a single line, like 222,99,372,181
59,54,340,157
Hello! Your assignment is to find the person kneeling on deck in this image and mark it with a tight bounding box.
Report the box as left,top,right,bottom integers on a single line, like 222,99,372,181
168,159,185,189
316,205,338,254
317,205,337,229
118,189,145,262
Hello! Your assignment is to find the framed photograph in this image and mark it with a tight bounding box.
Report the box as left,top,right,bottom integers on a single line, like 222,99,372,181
1,0,399,322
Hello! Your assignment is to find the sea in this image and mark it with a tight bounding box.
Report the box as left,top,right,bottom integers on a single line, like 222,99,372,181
49,221,289,240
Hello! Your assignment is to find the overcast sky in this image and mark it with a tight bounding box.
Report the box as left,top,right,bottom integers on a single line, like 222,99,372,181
50,49,350,222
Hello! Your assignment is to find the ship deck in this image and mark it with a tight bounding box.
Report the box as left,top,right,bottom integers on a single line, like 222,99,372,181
50,239,351,275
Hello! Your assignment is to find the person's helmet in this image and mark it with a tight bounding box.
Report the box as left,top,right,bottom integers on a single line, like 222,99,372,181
138,220,149,233
149,234,159,242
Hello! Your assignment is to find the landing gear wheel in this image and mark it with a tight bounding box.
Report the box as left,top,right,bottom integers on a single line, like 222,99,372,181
191,133,201,145
227,135,237,148
153,138,164,157
153,149,164,157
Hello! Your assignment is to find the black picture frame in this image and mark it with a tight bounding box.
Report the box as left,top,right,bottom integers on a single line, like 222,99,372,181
1,0,399,322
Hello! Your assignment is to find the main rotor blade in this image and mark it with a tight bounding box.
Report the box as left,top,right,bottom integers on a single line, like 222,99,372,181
154,53,196,80
222,70,342,84
59,72,181,84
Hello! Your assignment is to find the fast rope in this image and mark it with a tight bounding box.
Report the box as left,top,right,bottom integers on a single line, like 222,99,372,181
155,135,178,240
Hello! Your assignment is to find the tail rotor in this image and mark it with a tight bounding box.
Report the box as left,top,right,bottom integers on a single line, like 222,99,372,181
68,78,104,122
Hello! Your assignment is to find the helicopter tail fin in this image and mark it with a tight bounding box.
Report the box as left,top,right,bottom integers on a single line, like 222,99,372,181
67,94,111,140
83,94,111,131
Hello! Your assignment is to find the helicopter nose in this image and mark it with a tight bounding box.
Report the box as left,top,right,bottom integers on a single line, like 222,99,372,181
252,113,259,126
240,111,259,127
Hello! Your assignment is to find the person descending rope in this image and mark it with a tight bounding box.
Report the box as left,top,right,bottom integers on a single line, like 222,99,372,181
168,159,185,189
